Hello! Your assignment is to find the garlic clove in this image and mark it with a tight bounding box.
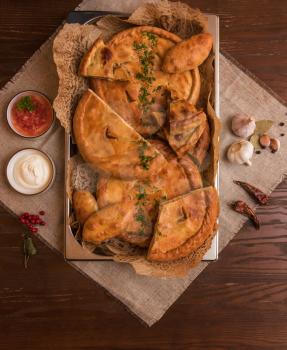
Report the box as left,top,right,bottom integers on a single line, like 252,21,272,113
227,140,254,166
231,114,256,138
269,138,280,153
259,134,271,148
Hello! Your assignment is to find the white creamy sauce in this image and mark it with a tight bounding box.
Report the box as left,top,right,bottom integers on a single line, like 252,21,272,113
7,149,54,195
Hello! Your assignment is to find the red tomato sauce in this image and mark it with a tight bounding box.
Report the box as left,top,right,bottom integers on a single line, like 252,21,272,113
11,94,53,137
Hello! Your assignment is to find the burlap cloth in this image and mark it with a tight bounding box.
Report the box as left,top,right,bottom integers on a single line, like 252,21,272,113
0,0,286,326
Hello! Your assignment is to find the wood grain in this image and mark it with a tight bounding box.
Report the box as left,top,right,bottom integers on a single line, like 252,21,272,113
0,1,287,349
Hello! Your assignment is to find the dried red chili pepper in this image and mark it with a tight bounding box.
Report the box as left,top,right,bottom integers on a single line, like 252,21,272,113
233,180,269,205
232,200,260,230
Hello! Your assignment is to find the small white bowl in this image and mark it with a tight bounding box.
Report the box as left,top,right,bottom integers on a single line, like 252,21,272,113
6,90,54,139
6,148,56,195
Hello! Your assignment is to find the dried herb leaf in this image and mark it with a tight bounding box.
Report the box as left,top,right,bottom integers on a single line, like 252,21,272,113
254,120,273,135
250,134,261,150
24,237,37,256
23,236,37,268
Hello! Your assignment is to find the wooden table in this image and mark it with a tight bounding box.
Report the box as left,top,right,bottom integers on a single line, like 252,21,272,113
1,1,287,349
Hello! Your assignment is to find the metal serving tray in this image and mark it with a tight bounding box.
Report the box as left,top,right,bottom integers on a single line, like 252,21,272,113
64,11,220,261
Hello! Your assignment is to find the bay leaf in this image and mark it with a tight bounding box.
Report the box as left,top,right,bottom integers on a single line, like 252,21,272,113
255,120,273,135
250,134,261,150
24,237,37,256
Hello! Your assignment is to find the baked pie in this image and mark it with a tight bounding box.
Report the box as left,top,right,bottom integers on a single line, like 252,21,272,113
71,24,219,266
148,186,219,261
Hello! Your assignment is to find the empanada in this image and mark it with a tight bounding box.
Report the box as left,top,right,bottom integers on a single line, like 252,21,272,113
162,33,213,73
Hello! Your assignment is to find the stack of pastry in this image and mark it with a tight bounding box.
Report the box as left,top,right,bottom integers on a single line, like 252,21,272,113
72,25,219,264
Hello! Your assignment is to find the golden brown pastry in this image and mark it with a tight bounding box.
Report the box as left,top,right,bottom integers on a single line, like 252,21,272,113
79,26,180,80
96,138,192,209
188,120,210,167
90,78,167,136
73,191,98,225
96,180,160,247
149,138,202,190
188,68,201,105
80,26,200,106
147,186,219,261
165,100,207,157
95,170,190,247
95,147,192,248
74,24,220,267
178,155,203,190
162,33,213,73
96,177,137,209
83,199,153,247
73,89,169,180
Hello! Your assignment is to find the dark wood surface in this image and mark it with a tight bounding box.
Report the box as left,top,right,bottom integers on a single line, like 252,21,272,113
0,1,287,349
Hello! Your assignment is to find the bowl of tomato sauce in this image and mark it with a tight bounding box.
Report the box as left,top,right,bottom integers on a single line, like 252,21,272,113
7,91,54,138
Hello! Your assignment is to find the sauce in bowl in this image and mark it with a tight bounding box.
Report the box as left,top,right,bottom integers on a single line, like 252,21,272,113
6,149,55,195
7,91,54,138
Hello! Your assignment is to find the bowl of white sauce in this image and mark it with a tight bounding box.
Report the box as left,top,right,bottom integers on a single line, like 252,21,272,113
6,148,55,195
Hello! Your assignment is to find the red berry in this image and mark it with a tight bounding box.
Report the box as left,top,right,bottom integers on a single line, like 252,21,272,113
23,212,29,217
32,227,38,233
20,218,25,224
35,215,40,220
40,221,46,226
29,226,34,232
39,211,45,216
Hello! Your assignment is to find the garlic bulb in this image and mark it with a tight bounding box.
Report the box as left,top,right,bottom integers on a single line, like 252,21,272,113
231,114,256,138
227,140,254,166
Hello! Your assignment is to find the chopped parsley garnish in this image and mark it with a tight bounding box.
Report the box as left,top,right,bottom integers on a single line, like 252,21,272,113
138,86,150,103
153,85,162,93
137,140,155,170
137,229,145,236
135,208,146,225
16,96,35,112
132,31,159,115
136,192,145,200
136,186,146,201
140,155,154,170
134,185,147,234
133,42,147,51
142,31,158,47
